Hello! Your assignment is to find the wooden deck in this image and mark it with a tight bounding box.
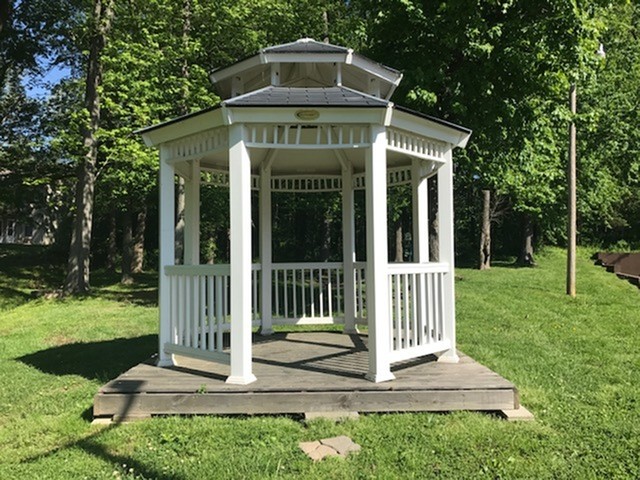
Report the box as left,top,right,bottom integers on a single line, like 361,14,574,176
94,332,519,419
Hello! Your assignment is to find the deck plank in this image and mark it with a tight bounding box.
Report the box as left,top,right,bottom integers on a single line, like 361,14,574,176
95,332,519,417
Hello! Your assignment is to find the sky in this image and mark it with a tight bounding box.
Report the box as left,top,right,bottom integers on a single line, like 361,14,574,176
23,62,71,99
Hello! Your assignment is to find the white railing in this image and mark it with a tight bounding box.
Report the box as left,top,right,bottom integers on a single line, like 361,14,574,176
387,262,450,363
272,262,344,323
164,264,261,363
164,261,452,365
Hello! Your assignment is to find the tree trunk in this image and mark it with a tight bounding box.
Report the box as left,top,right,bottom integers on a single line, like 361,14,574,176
428,176,439,262
321,214,332,261
121,208,134,284
479,189,491,270
518,213,536,266
63,0,114,295
394,221,403,262
106,208,117,273
131,205,147,273
174,0,191,264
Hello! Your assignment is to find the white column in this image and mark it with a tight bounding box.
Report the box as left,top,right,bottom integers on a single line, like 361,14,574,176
259,162,273,335
158,146,175,367
226,124,257,384
342,161,357,334
365,125,395,382
436,148,459,363
183,159,200,265
412,159,429,263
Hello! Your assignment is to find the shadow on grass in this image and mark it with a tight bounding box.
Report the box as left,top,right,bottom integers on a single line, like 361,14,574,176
21,386,183,480
17,335,157,383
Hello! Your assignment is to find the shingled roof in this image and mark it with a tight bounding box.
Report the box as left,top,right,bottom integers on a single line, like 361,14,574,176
222,86,390,108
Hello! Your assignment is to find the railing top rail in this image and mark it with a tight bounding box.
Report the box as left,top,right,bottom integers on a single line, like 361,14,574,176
271,262,344,270
387,262,449,273
165,264,231,276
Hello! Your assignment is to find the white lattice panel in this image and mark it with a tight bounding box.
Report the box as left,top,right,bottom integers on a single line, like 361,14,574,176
168,127,228,162
387,128,446,161
245,124,370,149
271,176,342,192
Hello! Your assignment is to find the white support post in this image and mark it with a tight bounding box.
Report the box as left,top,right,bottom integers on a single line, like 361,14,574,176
183,160,200,265
412,159,429,263
227,124,257,385
259,162,273,335
436,148,459,363
365,125,395,382
158,146,176,367
341,160,357,334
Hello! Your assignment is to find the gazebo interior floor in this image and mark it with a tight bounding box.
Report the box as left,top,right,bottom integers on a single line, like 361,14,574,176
94,331,519,420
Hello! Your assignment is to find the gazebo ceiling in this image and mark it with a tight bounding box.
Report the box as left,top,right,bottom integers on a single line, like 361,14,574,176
196,144,416,176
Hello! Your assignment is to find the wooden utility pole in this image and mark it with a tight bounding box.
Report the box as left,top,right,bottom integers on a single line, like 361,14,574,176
567,84,577,297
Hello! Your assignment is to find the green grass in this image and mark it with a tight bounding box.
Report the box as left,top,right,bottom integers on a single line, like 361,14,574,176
0,245,638,479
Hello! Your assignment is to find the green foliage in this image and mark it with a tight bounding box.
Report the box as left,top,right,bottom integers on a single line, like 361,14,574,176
5,0,639,268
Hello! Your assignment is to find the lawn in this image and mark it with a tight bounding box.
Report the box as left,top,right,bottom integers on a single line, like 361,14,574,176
0,245,638,479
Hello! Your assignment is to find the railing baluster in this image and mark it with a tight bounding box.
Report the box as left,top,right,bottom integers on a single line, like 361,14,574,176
336,268,342,317
208,276,214,351
394,274,401,351
284,269,289,319
310,269,315,318
419,272,427,346
293,269,298,319
411,273,417,348
179,275,186,346
438,273,444,341
185,276,191,348
327,268,333,319
192,275,199,348
388,275,394,350
170,275,177,344
404,273,410,348
427,272,434,341
358,267,364,320
215,276,223,351
252,269,258,320
200,275,206,349
274,268,280,318
301,269,307,318
319,268,324,319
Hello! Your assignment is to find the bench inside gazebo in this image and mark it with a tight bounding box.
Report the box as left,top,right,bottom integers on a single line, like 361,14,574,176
94,39,522,420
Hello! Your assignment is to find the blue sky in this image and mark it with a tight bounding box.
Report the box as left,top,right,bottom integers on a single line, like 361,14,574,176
23,63,71,99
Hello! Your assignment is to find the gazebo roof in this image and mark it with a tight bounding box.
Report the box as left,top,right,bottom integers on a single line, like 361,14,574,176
210,38,403,100
223,86,389,108
137,38,472,167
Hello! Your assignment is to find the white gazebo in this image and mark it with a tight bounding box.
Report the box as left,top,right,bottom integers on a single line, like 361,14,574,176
138,38,471,385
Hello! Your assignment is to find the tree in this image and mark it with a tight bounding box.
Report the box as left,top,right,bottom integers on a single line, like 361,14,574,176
63,0,114,294
351,0,604,264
